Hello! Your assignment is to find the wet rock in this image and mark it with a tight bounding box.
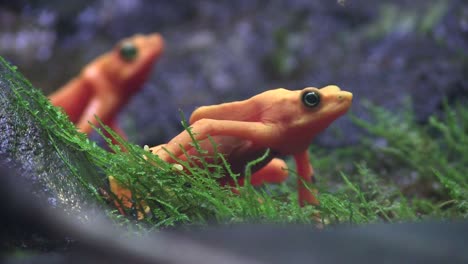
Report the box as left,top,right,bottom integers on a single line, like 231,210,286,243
0,57,103,221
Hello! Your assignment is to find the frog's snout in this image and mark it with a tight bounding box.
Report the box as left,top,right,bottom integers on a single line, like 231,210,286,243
318,85,353,104
321,85,342,93
337,91,353,102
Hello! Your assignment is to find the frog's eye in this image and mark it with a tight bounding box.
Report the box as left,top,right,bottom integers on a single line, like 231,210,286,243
301,91,321,108
119,42,138,61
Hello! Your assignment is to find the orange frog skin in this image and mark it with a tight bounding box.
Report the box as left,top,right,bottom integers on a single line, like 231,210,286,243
150,85,353,206
49,33,164,138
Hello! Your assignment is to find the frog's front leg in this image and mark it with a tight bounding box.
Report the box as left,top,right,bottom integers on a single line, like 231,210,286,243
73,73,119,135
76,94,119,135
294,151,319,206
154,119,276,161
105,119,129,151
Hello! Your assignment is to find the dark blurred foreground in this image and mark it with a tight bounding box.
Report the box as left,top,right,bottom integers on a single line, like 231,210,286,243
1,166,467,264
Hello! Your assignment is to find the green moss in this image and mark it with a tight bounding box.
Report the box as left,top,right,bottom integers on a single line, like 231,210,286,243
2,55,466,229
316,99,468,223
98,97,468,227
1,56,104,212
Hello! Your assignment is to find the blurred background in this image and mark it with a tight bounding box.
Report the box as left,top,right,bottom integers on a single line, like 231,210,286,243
1,2,468,260
1,0,467,147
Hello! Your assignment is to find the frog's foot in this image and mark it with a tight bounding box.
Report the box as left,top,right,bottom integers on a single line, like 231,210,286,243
109,175,132,214
149,144,164,154
298,182,319,207
144,144,166,162
108,176,149,220
148,144,173,162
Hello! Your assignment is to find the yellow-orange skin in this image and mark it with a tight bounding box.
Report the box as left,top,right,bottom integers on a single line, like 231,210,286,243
151,85,353,206
49,33,164,138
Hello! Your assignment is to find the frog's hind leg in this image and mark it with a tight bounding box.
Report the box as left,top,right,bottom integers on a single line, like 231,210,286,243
250,158,289,186
219,158,288,194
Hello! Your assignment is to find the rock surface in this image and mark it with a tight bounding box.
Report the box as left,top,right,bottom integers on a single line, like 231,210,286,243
0,57,103,221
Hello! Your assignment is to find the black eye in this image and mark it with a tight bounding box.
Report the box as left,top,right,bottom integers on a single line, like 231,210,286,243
119,42,138,61
302,91,321,107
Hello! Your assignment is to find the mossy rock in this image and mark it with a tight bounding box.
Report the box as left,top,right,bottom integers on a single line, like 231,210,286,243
0,56,104,220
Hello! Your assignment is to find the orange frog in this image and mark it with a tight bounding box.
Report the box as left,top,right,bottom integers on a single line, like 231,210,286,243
149,85,353,206
49,33,164,138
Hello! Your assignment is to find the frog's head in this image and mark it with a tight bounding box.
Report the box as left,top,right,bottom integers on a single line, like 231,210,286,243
297,85,353,133
263,85,352,154
102,33,164,94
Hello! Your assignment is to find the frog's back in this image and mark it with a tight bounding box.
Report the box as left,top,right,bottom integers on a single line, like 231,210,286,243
190,100,262,124
189,88,290,124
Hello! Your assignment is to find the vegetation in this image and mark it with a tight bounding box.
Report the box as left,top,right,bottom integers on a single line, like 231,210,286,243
61,97,468,228
313,100,468,224
3,56,467,229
